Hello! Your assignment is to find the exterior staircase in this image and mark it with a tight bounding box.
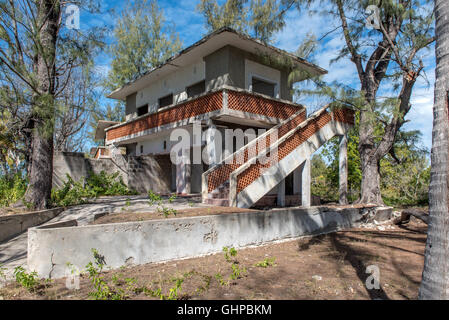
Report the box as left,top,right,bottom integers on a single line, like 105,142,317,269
202,106,354,208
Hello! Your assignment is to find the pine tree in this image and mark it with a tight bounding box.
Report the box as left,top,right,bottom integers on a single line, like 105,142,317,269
106,0,182,90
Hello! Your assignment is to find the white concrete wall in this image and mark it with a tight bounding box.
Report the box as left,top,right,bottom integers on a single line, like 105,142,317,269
135,60,206,114
136,126,195,156
28,206,367,279
245,59,280,98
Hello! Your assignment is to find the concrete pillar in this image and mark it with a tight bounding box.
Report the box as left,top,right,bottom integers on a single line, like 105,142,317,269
301,158,311,207
204,122,219,168
176,149,191,195
339,134,349,205
277,179,286,207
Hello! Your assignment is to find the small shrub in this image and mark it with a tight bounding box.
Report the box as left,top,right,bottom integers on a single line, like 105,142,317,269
13,266,39,292
157,205,178,218
255,257,276,268
0,173,27,207
168,193,177,203
215,273,228,286
51,172,137,207
148,190,163,206
85,249,126,300
223,246,237,262
229,263,246,280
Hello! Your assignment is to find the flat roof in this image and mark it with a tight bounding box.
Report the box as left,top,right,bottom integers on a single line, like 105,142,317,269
107,27,327,101
94,120,121,140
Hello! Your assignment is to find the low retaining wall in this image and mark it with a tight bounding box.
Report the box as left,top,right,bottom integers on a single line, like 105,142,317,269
0,208,64,243
27,206,391,279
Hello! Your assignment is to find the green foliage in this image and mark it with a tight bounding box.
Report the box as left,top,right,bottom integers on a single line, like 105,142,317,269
0,264,6,282
144,277,184,300
148,190,163,205
156,206,178,218
254,257,276,268
0,173,27,207
13,266,38,292
197,0,289,43
106,0,182,90
223,246,238,262
215,272,229,286
311,112,430,206
229,262,247,280
168,193,177,203
51,171,137,207
85,249,126,300
221,247,247,281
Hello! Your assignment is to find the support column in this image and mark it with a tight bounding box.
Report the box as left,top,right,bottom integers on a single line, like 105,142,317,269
339,134,348,205
277,178,286,207
301,158,311,207
176,149,191,195
204,122,219,168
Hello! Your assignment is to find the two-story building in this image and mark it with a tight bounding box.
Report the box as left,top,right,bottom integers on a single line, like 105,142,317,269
94,27,354,208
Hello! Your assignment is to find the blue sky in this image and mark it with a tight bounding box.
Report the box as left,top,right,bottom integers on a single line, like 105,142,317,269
83,0,435,153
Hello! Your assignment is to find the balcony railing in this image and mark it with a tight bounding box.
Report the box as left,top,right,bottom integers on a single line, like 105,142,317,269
105,86,304,143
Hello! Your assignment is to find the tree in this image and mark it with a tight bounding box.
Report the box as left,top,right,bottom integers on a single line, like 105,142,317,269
297,0,435,204
106,0,182,90
197,0,295,43
419,0,449,300
0,1,105,209
54,66,100,152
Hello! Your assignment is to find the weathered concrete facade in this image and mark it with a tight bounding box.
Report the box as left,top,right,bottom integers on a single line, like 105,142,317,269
53,151,173,194
27,206,390,279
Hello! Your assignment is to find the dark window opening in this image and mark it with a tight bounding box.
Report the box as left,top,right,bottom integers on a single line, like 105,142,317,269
140,145,143,154
186,80,205,98
159,94,173,109
285,172,294,195
137,104,148,116
163,140,167,150
252,77,275,97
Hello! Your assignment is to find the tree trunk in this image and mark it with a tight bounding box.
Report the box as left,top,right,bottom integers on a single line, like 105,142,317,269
359,153,383,204
23,0,60,210
419,0,449,300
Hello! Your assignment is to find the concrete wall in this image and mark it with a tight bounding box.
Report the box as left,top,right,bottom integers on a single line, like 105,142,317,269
53,152,128,189
0,208,63,243
123,60,206,122
245,59,281,98
28,206,368,279
128,154,173,194
53,152,172,194
125,93,137,121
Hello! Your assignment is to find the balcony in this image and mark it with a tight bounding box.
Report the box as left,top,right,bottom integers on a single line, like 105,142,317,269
104,86,305,145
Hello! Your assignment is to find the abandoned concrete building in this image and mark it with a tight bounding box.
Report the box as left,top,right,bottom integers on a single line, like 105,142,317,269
83,27,354,208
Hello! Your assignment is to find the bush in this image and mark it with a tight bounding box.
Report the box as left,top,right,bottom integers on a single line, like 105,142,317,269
0,173,27,207
51,171,137,207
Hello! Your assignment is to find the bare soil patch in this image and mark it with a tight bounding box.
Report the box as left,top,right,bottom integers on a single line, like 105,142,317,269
0,219,426,300
90,207,258,225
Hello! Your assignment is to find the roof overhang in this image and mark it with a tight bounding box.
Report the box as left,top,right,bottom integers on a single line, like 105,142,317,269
94,120,120,140
107,27,327,101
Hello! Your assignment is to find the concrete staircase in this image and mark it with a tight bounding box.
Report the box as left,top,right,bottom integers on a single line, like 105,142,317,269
202,106,354,208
